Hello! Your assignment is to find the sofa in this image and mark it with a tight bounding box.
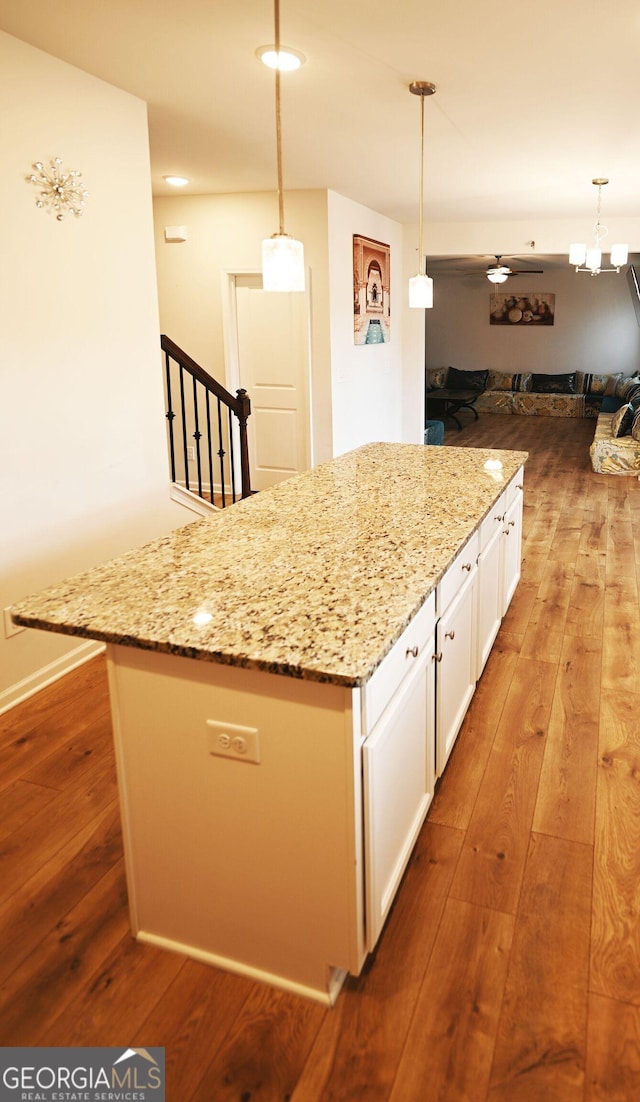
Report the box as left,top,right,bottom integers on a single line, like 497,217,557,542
426,366,640,475
426,367,629,419
589,377,640,475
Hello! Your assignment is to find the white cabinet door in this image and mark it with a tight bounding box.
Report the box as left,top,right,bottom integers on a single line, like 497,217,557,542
476,524,503,679
502,489,523,614
435,568,477,776
363,639,435,950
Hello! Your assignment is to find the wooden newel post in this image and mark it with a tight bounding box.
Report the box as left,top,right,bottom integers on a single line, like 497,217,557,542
236,388,252,498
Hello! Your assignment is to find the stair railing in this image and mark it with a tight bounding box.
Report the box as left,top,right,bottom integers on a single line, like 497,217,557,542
161,335,251,506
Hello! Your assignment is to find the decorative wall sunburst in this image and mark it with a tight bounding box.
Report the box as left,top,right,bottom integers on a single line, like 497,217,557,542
26,157,88,220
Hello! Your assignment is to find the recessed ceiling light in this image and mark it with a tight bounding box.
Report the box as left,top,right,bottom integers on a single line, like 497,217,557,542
256,45,305,71
163,175,190,187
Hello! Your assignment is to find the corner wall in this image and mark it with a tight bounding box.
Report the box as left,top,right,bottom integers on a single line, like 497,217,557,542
0,31,185,710
327,191,406,456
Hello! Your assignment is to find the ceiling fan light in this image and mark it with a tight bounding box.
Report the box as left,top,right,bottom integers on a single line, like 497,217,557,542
569,243,587,266
586,246,601,273
487,270,508,284
409,273,434,308
610,243,628,267
262,233,305,291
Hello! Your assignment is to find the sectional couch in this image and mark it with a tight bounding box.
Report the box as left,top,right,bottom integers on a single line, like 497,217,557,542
426,367,640,475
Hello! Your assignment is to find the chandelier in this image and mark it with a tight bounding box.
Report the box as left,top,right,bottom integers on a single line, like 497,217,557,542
569,178,628,275
408,81,436,309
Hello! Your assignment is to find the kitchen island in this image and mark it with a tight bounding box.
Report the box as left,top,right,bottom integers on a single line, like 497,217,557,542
12,442,527,1004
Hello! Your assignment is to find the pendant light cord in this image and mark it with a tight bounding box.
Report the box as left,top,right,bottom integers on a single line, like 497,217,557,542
274,0,285,235
418,93,424,276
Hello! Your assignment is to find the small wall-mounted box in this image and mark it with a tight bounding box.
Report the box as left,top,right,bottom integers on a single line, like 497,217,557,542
164,225,188,243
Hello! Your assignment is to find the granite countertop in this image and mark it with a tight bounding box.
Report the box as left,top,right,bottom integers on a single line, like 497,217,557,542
12,442,527,687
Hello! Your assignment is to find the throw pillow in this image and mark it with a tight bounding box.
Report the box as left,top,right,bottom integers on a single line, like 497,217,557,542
622,380,640,403
632,410,640,442
615,374,640,398
447,367,489,392
610,402,635,438
577,372,623,395
531,372,576,394
487,370,514,391
426,368,447,391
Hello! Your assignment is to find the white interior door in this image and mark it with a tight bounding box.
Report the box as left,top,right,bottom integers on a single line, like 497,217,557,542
234,275,311,491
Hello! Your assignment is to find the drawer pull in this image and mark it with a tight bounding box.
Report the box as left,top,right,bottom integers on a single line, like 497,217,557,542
445,630,455,641
508,520,515,528
517,483,523,490
405,645,419,659
462,562,472,572
494,513,504,522
432,652,443,663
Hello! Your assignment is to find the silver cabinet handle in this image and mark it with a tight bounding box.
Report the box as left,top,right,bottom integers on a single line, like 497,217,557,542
405,645,419,659
445,630,455,640
508,520,515,527
432,652,443,663
517,483,523,490
494,513,504,522
462,562,472,572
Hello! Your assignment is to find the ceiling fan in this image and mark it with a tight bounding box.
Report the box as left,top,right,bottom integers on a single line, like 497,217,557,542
431,254,545,283
484,255,544,284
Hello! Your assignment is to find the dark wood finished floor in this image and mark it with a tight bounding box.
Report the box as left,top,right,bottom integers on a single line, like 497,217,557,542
1,414,640,1100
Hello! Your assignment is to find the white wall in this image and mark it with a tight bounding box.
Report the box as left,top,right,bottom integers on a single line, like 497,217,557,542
425,262,640,376
0,32,185,710
327,191,406,456
153,190,333,465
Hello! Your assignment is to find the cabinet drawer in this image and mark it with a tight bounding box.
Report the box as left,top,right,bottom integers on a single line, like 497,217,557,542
479,492,507,552
436,531,479,616
362,591,436,736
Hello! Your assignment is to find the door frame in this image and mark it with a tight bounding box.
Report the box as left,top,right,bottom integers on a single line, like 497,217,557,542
220,268,315,478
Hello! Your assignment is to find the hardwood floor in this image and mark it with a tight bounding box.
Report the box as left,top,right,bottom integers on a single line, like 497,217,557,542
2,414,640,1100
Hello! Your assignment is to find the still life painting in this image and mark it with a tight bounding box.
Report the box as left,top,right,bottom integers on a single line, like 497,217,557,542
490,292,555,326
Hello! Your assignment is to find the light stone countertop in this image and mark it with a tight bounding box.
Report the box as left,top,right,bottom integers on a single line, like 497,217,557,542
12,442,527,686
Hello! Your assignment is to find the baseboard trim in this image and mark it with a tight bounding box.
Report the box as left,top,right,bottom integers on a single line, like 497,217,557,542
0,640,106,716
170,483,220,517
136,929,347,1006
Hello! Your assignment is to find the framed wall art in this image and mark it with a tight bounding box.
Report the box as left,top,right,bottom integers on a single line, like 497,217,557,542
353,234,391,345
490,292,555,326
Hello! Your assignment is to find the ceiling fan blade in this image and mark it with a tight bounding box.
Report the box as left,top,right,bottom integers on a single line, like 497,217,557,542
510,269,544,275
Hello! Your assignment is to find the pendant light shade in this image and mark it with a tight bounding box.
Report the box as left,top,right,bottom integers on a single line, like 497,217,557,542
261,0,305,292
409,274,434,308
409,81,436,309
262,233,305,291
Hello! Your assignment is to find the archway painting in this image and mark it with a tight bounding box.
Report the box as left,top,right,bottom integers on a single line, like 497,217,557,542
353,234,391,345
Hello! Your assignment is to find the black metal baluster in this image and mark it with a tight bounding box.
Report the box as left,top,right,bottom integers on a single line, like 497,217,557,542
228,407,237,503
205,391,215,506
216,397,226,508
178,364,189,492
164,350,176,483
192,375,203,498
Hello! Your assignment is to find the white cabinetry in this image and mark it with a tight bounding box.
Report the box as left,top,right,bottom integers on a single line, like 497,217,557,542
476,492,507,678
435,534,478,776
362,594,435,949
502,473,524,613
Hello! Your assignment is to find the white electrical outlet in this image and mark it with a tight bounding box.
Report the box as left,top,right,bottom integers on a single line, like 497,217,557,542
186,446,195,461
206,720,260,764
4,606,25,639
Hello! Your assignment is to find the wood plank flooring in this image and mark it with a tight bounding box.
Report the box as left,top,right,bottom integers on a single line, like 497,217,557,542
1,414,640,1100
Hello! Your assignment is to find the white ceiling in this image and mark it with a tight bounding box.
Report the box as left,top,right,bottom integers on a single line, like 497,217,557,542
2,0,640,227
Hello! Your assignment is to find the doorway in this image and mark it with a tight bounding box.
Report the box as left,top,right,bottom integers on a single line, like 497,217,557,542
223,271,313,492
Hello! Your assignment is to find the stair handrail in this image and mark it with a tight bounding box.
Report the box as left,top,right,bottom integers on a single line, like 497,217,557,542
161,334,251,502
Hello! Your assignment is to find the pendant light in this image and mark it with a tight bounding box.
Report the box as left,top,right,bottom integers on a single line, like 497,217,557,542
409,81,436,308
261,0,305,292
569,178,628,275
